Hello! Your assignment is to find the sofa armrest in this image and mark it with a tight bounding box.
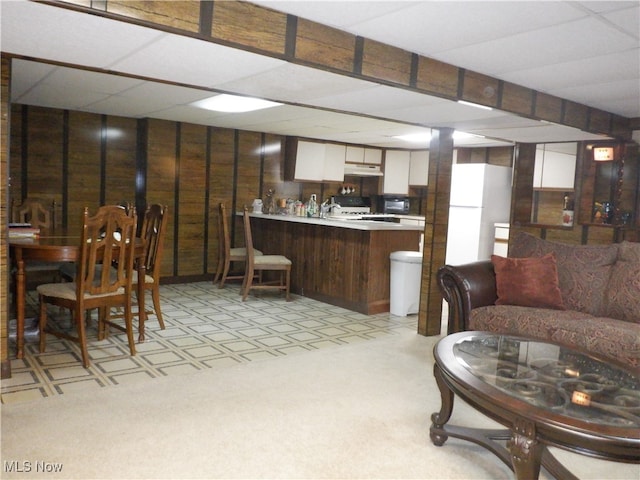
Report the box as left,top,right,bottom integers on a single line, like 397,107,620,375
437,261,498,334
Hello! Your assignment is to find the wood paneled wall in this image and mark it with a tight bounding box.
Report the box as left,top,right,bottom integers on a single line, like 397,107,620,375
1,55,10,379
9,105,398,283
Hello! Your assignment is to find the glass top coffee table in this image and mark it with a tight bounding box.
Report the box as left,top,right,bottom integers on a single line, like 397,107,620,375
431,331,640,480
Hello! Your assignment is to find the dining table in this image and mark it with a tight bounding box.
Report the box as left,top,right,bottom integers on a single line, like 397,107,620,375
9,229,148,359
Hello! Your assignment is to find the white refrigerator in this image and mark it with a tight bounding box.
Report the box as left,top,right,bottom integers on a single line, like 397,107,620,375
445,163,513,266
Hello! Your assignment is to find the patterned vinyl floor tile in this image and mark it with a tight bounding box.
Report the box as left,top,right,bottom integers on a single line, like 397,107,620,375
1,281,417,404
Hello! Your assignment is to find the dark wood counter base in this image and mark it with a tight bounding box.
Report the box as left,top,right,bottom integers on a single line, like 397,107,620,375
247,215,422,314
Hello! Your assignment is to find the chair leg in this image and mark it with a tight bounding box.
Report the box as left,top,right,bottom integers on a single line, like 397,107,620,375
151,285,165,330
38,295,48,353
124,302,136,356
285,269,291,301
218,258,231,289
75,306,90,368
242,265,255,301
213,253,223,285
98,306,109,340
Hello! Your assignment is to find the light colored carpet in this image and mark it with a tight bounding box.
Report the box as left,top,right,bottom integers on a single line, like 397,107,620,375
1,332,638,479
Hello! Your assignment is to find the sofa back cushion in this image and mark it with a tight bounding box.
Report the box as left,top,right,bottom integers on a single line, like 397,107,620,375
605,241,640,323
509,232,618,317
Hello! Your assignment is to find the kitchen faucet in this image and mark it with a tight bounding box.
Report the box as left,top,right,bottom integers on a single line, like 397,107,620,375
320,200,341,218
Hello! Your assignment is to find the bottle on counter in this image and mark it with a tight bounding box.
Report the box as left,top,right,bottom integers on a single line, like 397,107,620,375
307,194,318,217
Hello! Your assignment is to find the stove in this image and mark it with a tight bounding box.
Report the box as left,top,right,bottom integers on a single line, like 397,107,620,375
337,206,371,215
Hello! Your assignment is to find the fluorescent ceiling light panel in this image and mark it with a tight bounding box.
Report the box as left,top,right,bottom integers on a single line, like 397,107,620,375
457,100,493,111
453,131,485,140
393,130,485,143
394,132,431,143
192,94,283,112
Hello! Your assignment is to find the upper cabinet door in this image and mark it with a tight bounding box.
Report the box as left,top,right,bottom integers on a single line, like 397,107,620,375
324,144,346,182
345,146,364,164
294,141,326,181
383,150,411,194
345,146,382,165
364,148,382,165
533,143,577,189
409,150,429,186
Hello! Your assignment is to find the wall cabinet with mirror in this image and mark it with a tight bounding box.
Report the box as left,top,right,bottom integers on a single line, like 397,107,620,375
530,142,578,227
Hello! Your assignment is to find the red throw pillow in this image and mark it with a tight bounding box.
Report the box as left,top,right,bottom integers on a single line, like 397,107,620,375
491,253,565,310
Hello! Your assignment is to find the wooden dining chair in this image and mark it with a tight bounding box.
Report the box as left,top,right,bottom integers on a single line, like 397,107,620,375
241,208,291,301
12,198,55,229
104,204,168,332
37,206,138,368
11,198,62,286
213,202,262,288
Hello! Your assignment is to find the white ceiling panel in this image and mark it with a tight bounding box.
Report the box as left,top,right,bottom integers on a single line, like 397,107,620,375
337,1,586,56
0,1,164,69
306,84,446,113
436,17,638,77
503,50,639,91
111,33,286,89
216,63,378,103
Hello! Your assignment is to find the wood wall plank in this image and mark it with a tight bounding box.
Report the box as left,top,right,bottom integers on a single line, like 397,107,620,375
1,55,10,378
461,71,499,108
295,19,356,72
563,101,589,131
106,0,201,33
534,92,563,124
362,39,412,86
67,111,102,231
26,107,64,203
177,123,208,276
212,1,287,55
146,119,177,276
104,116,137,208
501,82,533,116
415,57,459,98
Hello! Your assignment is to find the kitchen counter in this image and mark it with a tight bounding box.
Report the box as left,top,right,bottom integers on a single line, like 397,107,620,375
242,212,424,314
242,212,424,231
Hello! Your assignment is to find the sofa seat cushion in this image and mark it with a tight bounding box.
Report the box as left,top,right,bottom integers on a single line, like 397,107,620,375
550,317,640,367
469,305,640,366
470,305,591,340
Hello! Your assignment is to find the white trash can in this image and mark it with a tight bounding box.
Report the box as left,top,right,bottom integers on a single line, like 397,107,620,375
389,251,423,316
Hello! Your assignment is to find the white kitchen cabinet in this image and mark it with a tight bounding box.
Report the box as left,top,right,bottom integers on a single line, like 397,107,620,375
345,146,382,165
364,148,382,165
324,143,346,181
293,140,345,182
409,150,429,186
383,150,411,194
533,143,576,189
294,141,325,181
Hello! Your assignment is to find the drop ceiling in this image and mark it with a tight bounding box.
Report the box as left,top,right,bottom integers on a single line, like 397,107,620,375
1,0,638,149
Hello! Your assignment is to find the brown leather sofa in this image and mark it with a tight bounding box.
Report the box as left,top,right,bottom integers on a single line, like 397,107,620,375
437,232,640,366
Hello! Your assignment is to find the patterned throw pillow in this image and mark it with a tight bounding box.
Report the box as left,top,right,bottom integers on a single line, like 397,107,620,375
491,253,565,310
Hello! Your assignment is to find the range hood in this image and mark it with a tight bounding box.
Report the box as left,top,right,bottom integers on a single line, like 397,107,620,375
343,163,383,177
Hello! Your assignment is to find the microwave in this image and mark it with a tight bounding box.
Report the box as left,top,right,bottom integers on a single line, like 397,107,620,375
377,196,410,215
